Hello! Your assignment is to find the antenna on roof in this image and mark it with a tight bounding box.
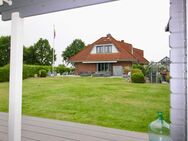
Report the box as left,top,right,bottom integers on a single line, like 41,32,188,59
0,0,12,6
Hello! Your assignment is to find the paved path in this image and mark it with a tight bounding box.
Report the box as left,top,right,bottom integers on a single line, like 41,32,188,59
0,112,148,141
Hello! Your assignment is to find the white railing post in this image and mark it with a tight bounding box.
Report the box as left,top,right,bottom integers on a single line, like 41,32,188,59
9,12,24,141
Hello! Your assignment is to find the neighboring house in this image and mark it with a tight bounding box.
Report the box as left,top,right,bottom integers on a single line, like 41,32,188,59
158,56,170,71
69,34,149,76
147,56,170,83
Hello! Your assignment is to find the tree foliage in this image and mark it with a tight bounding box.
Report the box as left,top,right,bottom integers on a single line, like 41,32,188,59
24,38,56,65
0,36,10,67
0,36,55,66
62,39,85,64
23,46,36,65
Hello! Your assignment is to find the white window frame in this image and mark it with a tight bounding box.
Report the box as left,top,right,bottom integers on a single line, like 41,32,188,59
96,44,113,54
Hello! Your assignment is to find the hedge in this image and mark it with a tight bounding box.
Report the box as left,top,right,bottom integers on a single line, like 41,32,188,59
0,65,51,82
38,69,47,77
0,65,9,82
23,65,51,79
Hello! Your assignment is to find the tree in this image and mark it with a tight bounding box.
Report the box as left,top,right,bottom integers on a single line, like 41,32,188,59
0,36,11,67
24,38,56,65
62,39,85,64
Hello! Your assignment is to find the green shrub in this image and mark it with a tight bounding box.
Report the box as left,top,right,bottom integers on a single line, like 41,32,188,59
131,72,145,83
132,64,146,75
55,65,66,75
0,65,9,82
55,65,75,75
38,69,47,77
131,69,142,74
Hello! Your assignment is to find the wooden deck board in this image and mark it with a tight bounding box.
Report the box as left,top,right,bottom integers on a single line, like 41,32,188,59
0,112,148,141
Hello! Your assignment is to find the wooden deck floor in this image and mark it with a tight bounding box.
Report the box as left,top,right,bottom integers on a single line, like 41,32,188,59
0,112,148,141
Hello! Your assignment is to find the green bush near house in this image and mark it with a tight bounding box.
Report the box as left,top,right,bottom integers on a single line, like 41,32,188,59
132,64,146,75
55,65,67,75
131,68,142,75
55,65,75,75
131,72,145,83
38,69,47,77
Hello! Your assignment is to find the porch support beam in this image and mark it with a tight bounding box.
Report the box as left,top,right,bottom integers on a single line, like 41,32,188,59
8,12,24,141
169,0,187,140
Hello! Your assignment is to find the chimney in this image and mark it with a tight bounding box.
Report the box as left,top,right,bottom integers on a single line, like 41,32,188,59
121,40,124,43
107,33,112,37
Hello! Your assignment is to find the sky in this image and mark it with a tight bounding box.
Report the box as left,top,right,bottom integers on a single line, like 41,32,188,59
0,0,170,65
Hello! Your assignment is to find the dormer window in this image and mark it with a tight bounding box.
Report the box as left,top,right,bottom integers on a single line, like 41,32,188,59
96,46,103,53
96,45,112,54
90,44,118,54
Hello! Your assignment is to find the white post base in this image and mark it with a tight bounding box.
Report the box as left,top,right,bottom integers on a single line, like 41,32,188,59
8,12,24,141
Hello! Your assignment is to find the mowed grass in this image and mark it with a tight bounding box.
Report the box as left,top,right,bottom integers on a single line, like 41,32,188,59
0,77,170,132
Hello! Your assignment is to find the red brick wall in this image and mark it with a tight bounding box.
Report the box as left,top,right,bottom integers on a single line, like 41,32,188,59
74,63,96,74
113,61,132,67
74,61,132,75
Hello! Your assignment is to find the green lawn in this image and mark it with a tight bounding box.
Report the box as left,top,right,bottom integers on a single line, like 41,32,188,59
0,77,170,132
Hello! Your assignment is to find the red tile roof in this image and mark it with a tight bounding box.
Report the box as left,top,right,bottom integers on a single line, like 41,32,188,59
69,34,149,64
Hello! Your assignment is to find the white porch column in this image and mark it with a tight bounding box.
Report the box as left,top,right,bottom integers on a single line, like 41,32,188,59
169,0,187,141
9,12,24,141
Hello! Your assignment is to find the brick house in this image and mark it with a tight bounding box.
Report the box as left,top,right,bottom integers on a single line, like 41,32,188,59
69,34,149,76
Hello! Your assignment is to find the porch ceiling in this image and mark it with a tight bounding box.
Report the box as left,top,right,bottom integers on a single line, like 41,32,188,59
0,0,117,21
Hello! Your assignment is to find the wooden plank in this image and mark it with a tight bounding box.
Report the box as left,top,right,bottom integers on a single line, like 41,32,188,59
0,131,8,141
0,112,147,139
23,124,146,141
22,130,76,141
21,137,38,141
0,112,8,118
0,120,8,127
22,116,148,140
0,113,148,141
22,120,147,141
0,125,7,133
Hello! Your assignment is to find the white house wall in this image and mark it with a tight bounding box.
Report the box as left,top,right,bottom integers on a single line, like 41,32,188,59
169,0,187,141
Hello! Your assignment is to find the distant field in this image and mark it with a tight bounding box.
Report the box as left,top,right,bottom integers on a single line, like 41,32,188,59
0,77,170,132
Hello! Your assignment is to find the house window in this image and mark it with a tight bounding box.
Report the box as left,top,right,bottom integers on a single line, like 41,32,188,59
96,45,112,54
104,45,112,53
96,46,103,53
97,63,111,72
